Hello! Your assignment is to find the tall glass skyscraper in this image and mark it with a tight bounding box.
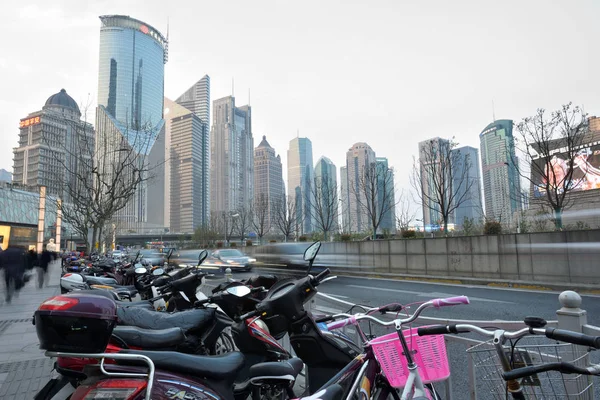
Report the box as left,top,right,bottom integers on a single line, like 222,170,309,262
314,156,338,233
288,137,314,234
451,146,483,227
375,157,396,233
346,142,376,233
96,15,168,230
480,120,521,225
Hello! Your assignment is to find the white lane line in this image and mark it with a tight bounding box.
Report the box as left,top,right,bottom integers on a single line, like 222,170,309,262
347,285,512,304
325,293,350,299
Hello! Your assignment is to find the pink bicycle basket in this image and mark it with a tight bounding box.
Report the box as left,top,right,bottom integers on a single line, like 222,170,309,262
368,328,450,388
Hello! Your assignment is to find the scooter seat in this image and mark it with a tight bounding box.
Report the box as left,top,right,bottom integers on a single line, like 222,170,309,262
84,276,118,286
112,326,185,349
247,357,304,380
119,350,244,380
117,306,216,333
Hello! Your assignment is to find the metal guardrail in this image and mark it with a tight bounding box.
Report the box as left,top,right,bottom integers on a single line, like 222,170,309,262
198,278,597,399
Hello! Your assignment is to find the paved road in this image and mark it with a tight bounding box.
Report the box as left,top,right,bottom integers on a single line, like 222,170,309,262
230,268,600,399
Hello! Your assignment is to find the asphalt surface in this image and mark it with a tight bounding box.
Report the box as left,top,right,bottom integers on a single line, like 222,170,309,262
229,268,600,399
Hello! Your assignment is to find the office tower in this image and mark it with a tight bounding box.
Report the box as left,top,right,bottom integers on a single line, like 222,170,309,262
254,136,284,230
451,146,484,227
96,15,168,231
418,137,452,229
288,137,314,234
480,120,521,224
375,157,396,233
340,166,351,232
314,156,339,233
211,96,253,213
13,89,94,202
346,142,376,233
0,169,10,183
164,98,209,233
176,75,210,129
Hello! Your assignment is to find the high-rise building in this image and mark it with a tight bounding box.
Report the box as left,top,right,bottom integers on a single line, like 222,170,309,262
375,157,396,233
340,166,351,232
418,137,452,229
451,146,484,227
254,136,284,231
96,15,168,231
176,76,210,129
288,137,314,234
346,142,376,233
164,98,210,233
480,120,522,225
314,156,339,233
12,89,94,202
0,169,11,183
211,96,253,213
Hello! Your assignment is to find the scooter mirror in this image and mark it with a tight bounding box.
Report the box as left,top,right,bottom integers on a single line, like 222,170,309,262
198,250,209,265
135,267,147,274
196,290,208,301
226,285,252,297
152,268,165,276
303,241,321,262
320,276,337,284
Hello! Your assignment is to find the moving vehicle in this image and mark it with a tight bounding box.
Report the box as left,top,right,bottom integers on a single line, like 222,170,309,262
208,249,256,272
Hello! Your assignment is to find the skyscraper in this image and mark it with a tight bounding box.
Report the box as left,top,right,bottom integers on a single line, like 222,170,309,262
96,15,168,230
480,120,521,225
0,169,11,183
346,142,376,233
314,156,339,233
340,166,350,232
288,137,314,234
13,89,94,202
376,157,396,233
418,137,451,229
176,75,210,128
451,146,483,227
211,96,253,213
164,98,210,233
254,136,284,231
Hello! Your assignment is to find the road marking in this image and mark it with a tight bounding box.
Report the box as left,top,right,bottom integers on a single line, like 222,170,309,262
325,293,350,299
347,285,512,304
314,305,344,314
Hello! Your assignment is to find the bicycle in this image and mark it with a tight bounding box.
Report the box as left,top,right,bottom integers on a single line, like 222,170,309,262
417,320,600,399
321,295,470,400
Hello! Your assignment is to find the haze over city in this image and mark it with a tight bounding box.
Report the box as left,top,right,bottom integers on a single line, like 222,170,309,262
2,0,598,206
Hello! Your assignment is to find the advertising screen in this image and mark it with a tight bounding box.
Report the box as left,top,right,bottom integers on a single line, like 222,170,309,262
533,143,600,197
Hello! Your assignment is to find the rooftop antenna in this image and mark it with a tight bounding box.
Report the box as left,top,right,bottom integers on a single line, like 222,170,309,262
232,78,234,97
248,88,251,106
492,100,496,122
297,129,299,138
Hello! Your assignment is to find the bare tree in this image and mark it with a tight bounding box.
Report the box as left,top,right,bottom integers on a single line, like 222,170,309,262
513,103,589,229
272,195,297,242
395,190,416,231
351,162,398,240
193,213,220,247
48,104,159,250
309,176,339,241
220,211,237,245
411,139,474,234
235,206,253,245
252,194,271,244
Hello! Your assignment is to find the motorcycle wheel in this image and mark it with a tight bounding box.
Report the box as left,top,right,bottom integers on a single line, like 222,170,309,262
211,331,236,355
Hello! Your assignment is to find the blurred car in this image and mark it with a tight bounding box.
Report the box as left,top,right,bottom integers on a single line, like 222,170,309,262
255,242,311,268
139,249,166,266
208,249,256,272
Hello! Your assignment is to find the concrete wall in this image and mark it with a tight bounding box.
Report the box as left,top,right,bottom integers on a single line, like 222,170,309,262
250,230,600,285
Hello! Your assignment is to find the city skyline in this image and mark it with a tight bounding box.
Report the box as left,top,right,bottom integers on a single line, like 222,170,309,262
1,2,598,225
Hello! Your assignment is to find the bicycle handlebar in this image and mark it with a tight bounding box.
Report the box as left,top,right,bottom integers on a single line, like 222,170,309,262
326,296,470,331
545,327,600,349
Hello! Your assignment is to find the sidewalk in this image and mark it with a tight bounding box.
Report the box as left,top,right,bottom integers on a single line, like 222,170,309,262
0,261,62,399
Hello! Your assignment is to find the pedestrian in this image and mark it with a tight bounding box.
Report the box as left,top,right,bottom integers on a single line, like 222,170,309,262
46,238,58,261
39,244,53,288
0,244,26,303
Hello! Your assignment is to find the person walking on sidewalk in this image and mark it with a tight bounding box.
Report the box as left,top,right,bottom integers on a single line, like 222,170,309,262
0,244,26,303
39,243,53,288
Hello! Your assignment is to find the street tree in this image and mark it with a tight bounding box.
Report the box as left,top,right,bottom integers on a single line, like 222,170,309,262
351,162,398,240
513,103,589,229
411,138,474,234
234,206,253,245
395,190,416,231
252,194,271,244
272,195,297,242
220,211,237,245
48,104,159,249
309,176,339,241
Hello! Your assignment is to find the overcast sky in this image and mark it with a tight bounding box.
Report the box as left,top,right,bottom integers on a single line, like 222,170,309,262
1,0,598,216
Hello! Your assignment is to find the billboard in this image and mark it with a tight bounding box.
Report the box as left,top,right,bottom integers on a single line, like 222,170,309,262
533,143,600,197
